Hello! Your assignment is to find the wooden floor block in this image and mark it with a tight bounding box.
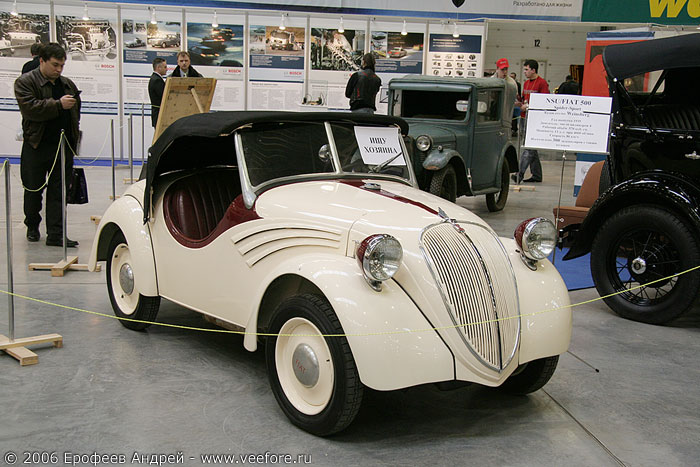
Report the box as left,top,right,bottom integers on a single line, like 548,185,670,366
90,215,102,225
510,185,536,192
0,333,62,366
28,257,98,275
5,346,38,365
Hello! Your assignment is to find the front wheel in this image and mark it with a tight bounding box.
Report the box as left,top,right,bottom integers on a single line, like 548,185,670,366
429,165,457,203
590,206,700,324
485,160,510,212
499,356,559,395
265,294,363,436
106,232,160,331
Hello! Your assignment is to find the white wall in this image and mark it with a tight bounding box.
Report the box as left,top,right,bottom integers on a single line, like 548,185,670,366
484,20,600,91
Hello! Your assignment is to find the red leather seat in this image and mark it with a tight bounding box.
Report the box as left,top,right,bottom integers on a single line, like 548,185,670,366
164,170,241,242
554,161,604,229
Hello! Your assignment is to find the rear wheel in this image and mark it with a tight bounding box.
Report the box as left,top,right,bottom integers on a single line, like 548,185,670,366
106,232,160,331
499,356,559,395
486,160,510,212
590,206,700,324
429,165,457,203
265,294,363,436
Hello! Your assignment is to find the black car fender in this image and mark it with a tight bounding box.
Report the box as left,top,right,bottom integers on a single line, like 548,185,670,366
422,148,469,195
563,170,700,260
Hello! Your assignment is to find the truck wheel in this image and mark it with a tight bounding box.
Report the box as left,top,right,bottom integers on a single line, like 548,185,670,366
590,206,700,324
429,165,457,203
486,160,510,212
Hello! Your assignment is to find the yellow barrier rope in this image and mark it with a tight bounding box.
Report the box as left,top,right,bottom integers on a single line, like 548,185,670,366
2,264,699,338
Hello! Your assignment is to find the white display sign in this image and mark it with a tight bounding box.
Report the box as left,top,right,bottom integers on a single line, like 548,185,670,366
354,126,405,166
524,94,613,154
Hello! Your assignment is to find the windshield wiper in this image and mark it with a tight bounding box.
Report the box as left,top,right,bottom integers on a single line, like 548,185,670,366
369,151,403,173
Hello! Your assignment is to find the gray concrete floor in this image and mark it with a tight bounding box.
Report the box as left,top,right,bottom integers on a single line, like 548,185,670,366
1,161,699,467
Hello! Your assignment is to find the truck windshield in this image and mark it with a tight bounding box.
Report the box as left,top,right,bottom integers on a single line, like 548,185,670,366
392,89,470,121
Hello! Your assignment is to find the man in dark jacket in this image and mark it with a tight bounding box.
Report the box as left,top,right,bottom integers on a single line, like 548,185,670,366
148,57,167,128
345,53,381,114
21,43,42,74
14,43,81,247
556,75,580,95
170,51,202,78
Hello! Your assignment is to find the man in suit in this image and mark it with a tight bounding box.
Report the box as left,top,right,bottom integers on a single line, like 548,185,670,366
170,51,202,78
148,57,167,128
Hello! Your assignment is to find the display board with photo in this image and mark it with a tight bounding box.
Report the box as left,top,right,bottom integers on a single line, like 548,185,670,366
249,25,304,82
123,19,181,64
187,22,243,68
310,28,364,72
427,34,482,78
56,16,117,62
371,31,423,74
0,10,49,61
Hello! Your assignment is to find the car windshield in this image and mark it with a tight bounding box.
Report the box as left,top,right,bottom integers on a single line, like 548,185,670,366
238,120,410,187
392,89,469,120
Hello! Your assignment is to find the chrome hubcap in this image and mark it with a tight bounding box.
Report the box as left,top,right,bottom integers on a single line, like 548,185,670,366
292,343,319,387
631,257,647,274
119,263,134,295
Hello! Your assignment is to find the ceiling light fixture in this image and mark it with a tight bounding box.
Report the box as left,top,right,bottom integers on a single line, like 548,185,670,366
338,17,344,33
10,0,18,16
401,20,407,36
150,7,157,25
212,11,218,28
452,21,460,38
279,13,286,30
82,3,90,21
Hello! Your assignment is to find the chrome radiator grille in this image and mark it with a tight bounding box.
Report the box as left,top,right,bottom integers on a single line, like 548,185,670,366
421,222,520,371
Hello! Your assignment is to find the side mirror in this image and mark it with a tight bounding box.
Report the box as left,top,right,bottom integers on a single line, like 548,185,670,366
318,144,331,163
477,101,488,114
456,100,470,113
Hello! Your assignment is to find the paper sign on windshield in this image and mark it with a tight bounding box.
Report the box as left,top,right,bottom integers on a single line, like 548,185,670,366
354,126,406,166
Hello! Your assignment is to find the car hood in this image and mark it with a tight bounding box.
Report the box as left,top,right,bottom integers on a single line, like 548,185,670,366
254,178,487,240
404,121,458,144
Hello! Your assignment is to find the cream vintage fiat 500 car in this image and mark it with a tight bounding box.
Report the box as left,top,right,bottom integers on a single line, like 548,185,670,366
89,112,571,436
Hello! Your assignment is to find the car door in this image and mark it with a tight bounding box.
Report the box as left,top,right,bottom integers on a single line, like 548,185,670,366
470,89,505,191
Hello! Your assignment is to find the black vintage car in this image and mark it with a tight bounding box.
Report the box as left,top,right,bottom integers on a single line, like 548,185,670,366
562,33,700,324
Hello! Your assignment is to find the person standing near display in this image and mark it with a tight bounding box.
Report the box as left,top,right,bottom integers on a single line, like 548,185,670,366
556,75,580,95
345,53,381,114
148,57,167,128
495,58,518,136
513,59,550,183
14,43,81,247
170,51,202,78
21,43,43,74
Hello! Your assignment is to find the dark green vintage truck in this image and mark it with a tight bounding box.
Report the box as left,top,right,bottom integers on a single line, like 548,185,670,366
388,75,518,211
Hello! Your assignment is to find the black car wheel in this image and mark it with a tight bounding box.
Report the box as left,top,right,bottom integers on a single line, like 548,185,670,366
106,232,160,331
485,159,510,212
499,356,559,395
429,165,457,203
590,206,700,324
266,294,363,436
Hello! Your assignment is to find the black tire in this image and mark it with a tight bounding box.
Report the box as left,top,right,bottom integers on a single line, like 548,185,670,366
429,165,457,203
265,294,363,436
485,159,510,212
106,232,160,331
590,206,700,324
499,356,559,395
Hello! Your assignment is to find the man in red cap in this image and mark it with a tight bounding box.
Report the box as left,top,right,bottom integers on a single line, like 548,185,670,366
495,58,519,144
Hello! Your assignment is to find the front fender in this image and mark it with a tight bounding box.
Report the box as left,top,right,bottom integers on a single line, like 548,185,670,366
501,238,572,365
565,171,700,260
88,194,158,297
244,254,454,391
423,147,461,171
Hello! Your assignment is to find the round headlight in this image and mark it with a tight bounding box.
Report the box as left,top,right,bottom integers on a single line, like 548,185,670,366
514,217,556,261
415,135,432,152
356,234,403,288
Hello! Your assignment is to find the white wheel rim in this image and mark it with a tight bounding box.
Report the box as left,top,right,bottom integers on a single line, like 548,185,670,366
110,244,138,315
275,317,334,416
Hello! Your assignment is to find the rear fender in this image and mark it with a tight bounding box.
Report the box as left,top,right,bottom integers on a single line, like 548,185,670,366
88,195,158,296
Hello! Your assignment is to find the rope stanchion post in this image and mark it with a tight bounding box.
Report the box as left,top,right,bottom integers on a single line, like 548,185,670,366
128,113,134,184
141,103,145,164
0,160,63,365
111,118,116,201
27,133,99,277
4,160,14,341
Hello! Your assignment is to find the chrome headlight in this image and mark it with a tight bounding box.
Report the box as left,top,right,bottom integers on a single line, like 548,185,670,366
514,217,556,262
415,135,432,152
356,234,403,291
